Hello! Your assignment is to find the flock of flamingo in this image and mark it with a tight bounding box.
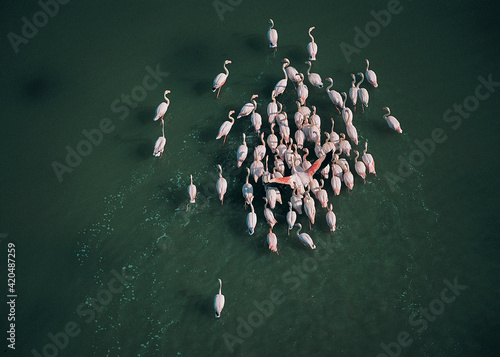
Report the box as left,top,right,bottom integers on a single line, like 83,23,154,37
151,19,403,318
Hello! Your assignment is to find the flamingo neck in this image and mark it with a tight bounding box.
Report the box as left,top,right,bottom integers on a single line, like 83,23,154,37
326,79,333,92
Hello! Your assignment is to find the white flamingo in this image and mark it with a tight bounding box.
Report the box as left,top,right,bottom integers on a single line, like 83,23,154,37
254,132,266,161
305,61,323,88
291,187,303,214
349,73,358,111
346,123,359,146
322,132,335,154
331,174,341,196
263,197,277,228
295,223,316,249
341,160,354,191
382,107,403,133
283,58,301,87
356,72,369,112
153,90,171,122
267,92,278,124
247,202,257,235
286,201,297,235
341,92,353,125
267,123,279,153
251,96,262,134
214,278,225,318
279,114,291,144
329,118,340,147
325,77,343,114
326,203,336,234
297,73,309,105
242,167,254,208
187,174,197,210
274,154,285,175
250,158,264,183
212,60,231,98
238,94,258,119
339,133,351,156
267,19,278,49
307,26,318,61
362,141,377,176
365,59,378,88
316,179,329,208
216,110,236,145
267,228,279,254
310,105,321,129
273,61,288,97
153,120,166,157
276,137,287,159
303,187,316,229
294,127,305,150
302,148,312,170
216,164,227,205
236,133,248,168
353,150,366,183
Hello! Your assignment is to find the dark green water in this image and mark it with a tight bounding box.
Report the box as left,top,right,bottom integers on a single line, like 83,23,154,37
1,0,499,356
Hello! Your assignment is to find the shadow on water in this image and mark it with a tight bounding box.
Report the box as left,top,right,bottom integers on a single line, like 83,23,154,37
176,288,211,317
245,34,264,52
136,108,155,125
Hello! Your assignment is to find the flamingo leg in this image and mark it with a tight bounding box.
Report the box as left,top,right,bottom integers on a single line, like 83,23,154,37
186,204,189,211
217,87,221,99
223,135,227,146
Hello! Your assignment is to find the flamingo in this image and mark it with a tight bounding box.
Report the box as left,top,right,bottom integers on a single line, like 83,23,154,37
214,278,225,318
291,187,303,214
267,228,279,254
297,73,309,105
302,148,312,170
263,197,277,228
250,158,264,183
216,110,236,145
329,118,340,147
283,58,301,87
262,155,272,184
254,132,266,161
346,123,359,145
339,133,351,156
331,174,341,196
286,201,297,235
322,132,335,154
341,160,354,191
267,19,278,50
294,127,305,149
365,59,378,88
274,154,285,175
349,73,358,111
212,60,232,98
307,26,318,61
295,223,316,249
268,150,333,194
236,133,248,168
310,105,321,129
382,107,403,133
326,203,336,234
325,77,343,114
276,137,287,159
273,61,288,97
153,119,166,157
267,123,279,153
267,92,278,124
153,89,171,122
341,92,353,125
216,164,227,205
242,167,254,208
187,174,197,210
247,203,257,235
265,184,278,209
238,94,258,119
362,141,377,176
353,150,367,183
283,138,294,170
251,96,262,134
356,72,369,112
316,179,328,208
303,187,316,229
305,61,323,88
278,113,291,144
